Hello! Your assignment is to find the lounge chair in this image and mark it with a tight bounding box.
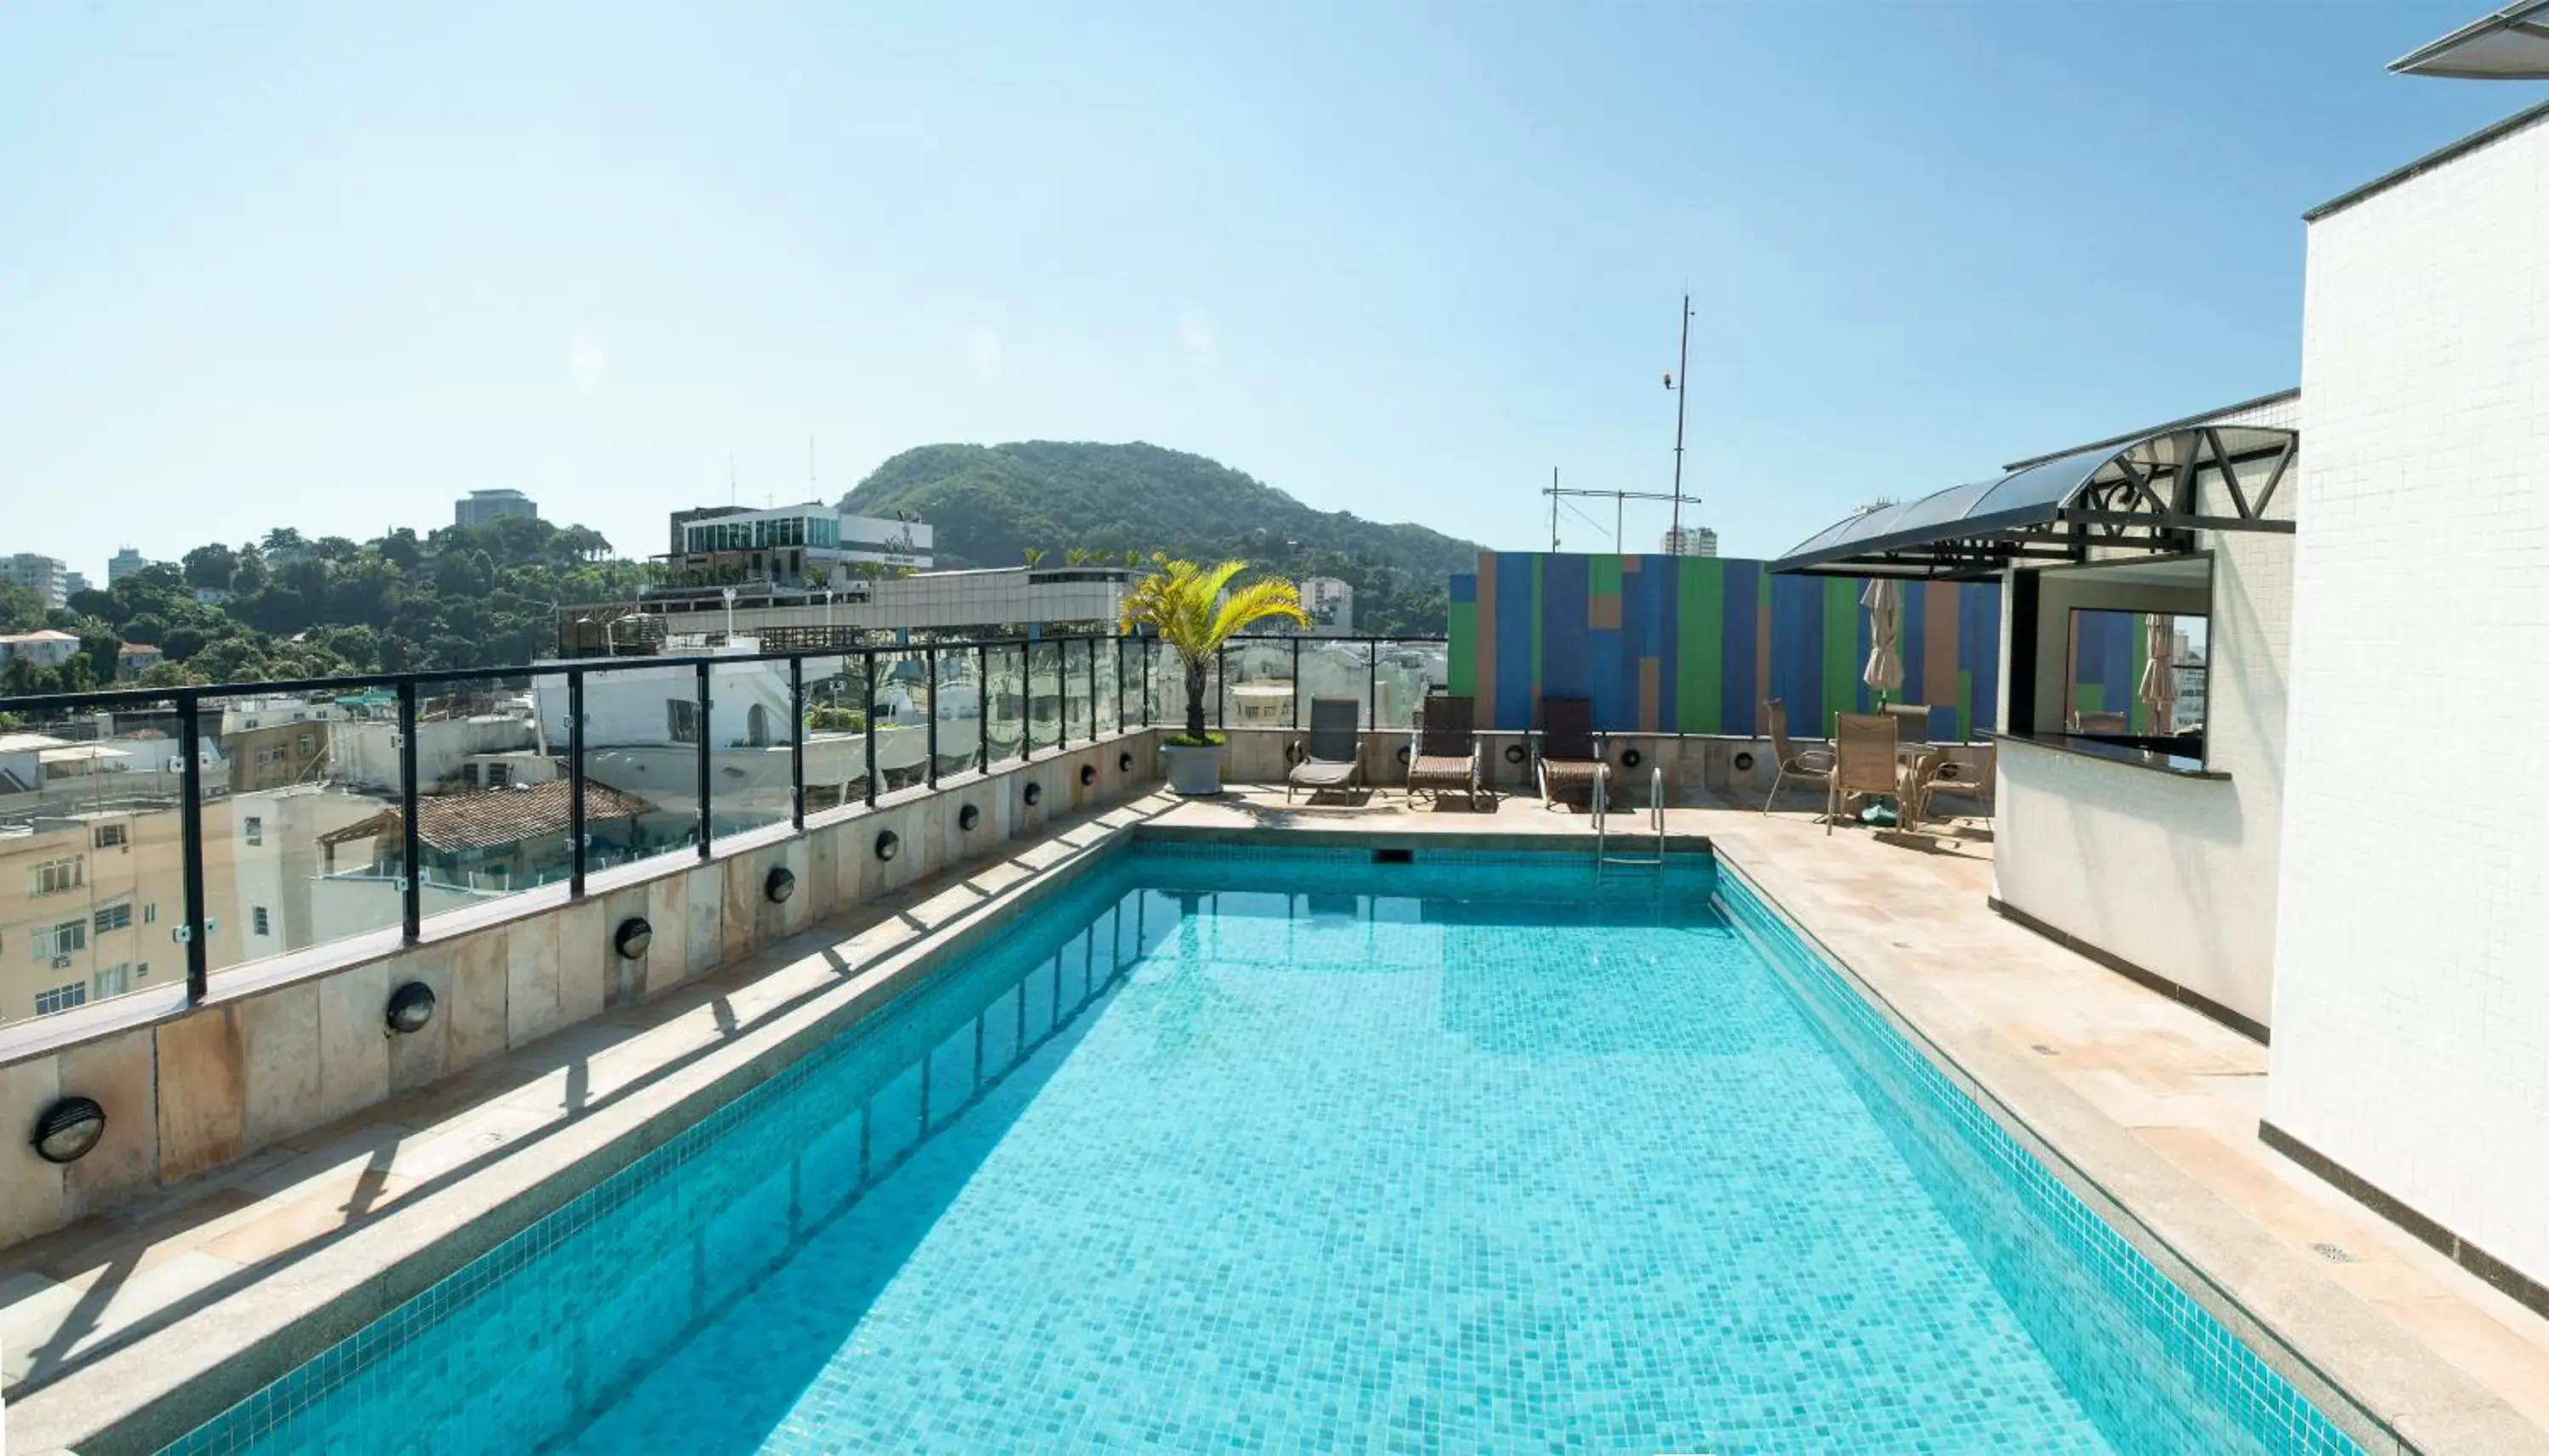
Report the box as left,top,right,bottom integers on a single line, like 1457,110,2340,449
1406,694,1485,808
1534,695,1605,810
1286,695,1365,803
1762,698,1834,815
1908,743,1994,826
1828,712,1905,836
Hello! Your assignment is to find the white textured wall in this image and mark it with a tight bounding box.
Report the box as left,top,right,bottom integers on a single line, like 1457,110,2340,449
2268,114,2549,1284
1992,513,2292,1028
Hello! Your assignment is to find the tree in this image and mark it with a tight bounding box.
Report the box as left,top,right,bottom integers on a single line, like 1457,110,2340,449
1021,547,1046,568
136,660,211,688
183,543,239,591
0,580,43,632
1116,558,1308,741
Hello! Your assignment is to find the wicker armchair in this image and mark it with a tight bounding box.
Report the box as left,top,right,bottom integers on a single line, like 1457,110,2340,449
1828,713,1905,836
1762,698,1834,815
1908,743,1995,825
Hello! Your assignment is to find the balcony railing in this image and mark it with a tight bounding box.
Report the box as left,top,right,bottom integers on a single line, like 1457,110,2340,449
0,632,1444,1036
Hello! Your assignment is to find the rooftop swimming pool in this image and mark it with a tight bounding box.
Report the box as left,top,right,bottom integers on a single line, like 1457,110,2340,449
169,843,2363,1454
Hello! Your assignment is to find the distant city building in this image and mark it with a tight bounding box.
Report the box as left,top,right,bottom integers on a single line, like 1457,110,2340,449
106,547,151,584
1659,526,1718,558
0,629,82,669
668,505,754,558
455,488,539,528
116,642,164,680
0,554,68,610
62,572,90,597
558,563,1124,657
666,501,933,587
1301,576,1355,634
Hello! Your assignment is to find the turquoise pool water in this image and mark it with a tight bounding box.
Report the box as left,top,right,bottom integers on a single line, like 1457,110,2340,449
169,845,2360,1454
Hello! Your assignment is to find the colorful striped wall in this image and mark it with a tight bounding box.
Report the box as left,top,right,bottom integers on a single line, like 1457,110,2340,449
1446,553,2003,740
2066,610,2173,736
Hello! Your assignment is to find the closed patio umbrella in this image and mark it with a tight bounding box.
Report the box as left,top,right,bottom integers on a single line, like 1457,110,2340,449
2138,613,2178,733
1861,578,1902,704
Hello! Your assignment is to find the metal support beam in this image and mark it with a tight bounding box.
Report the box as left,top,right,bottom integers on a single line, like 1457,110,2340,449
178,694,209,1002
398,680,423,934
694,661,713,858
568,669,587,897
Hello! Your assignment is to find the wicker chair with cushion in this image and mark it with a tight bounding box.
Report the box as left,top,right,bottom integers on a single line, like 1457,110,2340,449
1908,743,1995,826
2071,709,2129,735
1534,695,1605,810
1827,712,1906,836
1762,698,1834,815
1405,694,1486,808
1286,695,1365,803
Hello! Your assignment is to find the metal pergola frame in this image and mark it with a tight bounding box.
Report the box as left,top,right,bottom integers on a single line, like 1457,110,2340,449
1772,426,2297,580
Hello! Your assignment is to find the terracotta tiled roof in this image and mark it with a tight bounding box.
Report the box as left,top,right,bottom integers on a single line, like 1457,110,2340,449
318,779,653,855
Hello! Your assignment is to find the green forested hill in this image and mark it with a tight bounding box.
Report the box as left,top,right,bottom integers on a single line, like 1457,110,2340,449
842,442,1472,634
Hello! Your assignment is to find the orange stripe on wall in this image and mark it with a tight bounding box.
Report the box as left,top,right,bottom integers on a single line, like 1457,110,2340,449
1474,551,1497,715
1639,657,1659,733
1924,582,1958,710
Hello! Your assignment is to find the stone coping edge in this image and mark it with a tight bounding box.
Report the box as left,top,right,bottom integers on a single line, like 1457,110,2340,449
1710,846,2546,1456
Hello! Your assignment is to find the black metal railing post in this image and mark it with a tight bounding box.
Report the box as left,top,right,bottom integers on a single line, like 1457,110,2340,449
1291,636,1302,729
1144,639,1155,726
1086,635,1098,739
1115,637,1127,732
1059,638,1072,748
789,656,805,829
568,668,587,898
1019,644,1032,763
178,693,209,1002
862,649,879,807
975,642,991,774
1216,643,1228,731
925,646,940,788
398,680,422,937
694,660,713,858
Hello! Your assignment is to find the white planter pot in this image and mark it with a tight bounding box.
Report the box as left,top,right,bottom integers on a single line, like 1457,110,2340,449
1161,742,1224,796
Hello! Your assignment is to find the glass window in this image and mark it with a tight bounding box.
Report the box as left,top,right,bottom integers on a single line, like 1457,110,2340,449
143,902,158,924
95,904,132,934
2065,609,2208,739
252,906,271,937
244,815,263,846
93,822,128,849
35,920,87,958
30,856,84,895
668,698,700,744
35,982,87,1016
93,964,131,998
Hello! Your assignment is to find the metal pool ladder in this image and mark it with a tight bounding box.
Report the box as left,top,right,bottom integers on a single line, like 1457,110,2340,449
1592,765,1666,874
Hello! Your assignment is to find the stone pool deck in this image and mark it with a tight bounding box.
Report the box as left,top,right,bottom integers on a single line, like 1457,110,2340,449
3,783,2546,1453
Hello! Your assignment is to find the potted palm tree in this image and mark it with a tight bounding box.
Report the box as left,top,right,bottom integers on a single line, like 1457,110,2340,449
1119,557,1308,794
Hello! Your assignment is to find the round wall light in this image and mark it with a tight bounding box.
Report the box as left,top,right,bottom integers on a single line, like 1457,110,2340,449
1732,750,1755,774
876,829,901,861
958,804,981,832
1079,764,1096,786
1395,745,1411,765
1620,747,1644,770
614,917,653,960
1502,743,1527,765
1117,751,1133,773
1024,782,1044,807
765,866,796,904
385,980,437,1036
31,1097,106,1165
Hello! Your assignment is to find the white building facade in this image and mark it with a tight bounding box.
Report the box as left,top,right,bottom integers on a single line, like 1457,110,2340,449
1,554,68,610
455,488,538,528
2265,100,2549,1301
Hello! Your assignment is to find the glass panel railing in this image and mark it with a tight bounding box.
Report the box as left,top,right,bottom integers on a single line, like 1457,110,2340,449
708,657,794,844
199,686,410,979
873,649,930,797
0,693,195,1026
1026,641,1063,753
563,660,703,875
985,645,1026,765
1298,639,1376,732
1374,641,1450,731
1224,637,1297,732
1060,638,1093,744
1095,635,1122,736
800,652,869,815
405,674,565,938
930,646,978,782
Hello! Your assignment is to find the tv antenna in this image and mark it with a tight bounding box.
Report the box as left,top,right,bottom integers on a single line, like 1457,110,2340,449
1541,466,1694,551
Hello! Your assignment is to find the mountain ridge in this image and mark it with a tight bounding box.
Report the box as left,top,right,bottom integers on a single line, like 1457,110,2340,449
839,440,1469,634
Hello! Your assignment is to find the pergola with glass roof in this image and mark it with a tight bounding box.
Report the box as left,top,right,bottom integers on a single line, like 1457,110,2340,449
1771,424,2297,580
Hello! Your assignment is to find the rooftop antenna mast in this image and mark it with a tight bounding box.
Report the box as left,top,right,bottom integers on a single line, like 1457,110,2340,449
1666,291,1694,539
728,452,738,507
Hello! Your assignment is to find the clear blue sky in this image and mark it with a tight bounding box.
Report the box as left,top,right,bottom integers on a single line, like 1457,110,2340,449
4,2,2541,578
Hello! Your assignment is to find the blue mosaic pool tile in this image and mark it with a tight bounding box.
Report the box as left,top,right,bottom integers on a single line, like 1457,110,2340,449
166,846,2366,1455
